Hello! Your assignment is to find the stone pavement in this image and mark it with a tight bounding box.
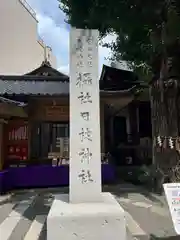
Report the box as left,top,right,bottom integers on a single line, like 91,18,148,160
0,184,178,240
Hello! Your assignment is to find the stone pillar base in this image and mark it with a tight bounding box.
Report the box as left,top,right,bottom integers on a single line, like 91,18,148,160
47,192,126,240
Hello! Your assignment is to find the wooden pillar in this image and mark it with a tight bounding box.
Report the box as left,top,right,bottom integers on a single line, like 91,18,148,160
128,101,139,144
27,121,31,160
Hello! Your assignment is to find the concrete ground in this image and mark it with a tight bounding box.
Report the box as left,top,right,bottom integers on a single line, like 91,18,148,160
0,183,178,240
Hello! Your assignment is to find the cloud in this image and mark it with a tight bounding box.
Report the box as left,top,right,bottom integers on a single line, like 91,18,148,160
58,64,69,75
99,34,117,70
36,13,69,69
28,0,116,75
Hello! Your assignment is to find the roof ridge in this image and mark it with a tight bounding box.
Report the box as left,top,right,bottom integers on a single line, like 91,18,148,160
25,61,69,78
0,75,69,82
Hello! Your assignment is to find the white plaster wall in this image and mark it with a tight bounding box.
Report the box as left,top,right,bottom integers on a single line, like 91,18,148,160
0,0,56,75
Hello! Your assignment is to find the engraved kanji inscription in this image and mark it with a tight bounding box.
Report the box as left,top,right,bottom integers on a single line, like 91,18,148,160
88,53,92,60
79,148,92,164
87,61,92,67
80,112,90,121
88,46,93,52
77,60,83,68
78,92,92,104
79,128,92,142
76,73,92,87
78,169,93,184
76,38,83,51
87,35,93,45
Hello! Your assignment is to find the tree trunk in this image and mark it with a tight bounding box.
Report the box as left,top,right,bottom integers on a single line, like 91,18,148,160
151,42,180,192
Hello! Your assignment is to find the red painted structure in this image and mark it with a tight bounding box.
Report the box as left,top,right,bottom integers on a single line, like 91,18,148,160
4,120,28,163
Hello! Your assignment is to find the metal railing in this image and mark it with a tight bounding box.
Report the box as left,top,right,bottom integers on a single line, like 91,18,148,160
18,0,37,21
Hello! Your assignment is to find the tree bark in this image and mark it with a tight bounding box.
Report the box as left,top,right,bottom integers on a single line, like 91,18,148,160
151,43,180,191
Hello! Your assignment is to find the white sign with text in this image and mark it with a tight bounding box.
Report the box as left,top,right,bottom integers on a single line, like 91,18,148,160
163,183,180,235
69,28,102,203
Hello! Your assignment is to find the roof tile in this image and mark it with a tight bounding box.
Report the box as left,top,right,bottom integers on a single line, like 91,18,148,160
0,79,69,95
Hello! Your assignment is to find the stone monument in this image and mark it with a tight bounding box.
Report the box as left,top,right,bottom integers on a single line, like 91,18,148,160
47,28,126,240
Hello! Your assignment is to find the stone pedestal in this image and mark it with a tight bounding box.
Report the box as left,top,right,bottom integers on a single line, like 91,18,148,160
47,192,126,240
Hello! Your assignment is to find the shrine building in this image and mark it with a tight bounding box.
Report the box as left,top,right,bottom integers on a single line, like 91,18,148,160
0,61,151,193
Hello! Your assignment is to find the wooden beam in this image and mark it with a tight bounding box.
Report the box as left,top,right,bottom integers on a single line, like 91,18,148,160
0,103,27,117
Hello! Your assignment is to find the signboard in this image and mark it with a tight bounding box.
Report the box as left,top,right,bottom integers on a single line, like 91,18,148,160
45,106,69,118
6,120,28,161
69,28,101,203
163,183,180,234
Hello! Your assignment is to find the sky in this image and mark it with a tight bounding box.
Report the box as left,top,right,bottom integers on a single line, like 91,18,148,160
27,0,117,75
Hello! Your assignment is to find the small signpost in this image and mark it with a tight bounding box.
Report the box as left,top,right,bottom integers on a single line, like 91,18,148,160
163,183,180,235
69,28,102,203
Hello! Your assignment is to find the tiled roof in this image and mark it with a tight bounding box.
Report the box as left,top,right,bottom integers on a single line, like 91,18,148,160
25,61,68,78
0,74,135,96
100,65,140,91
0,79,69,95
